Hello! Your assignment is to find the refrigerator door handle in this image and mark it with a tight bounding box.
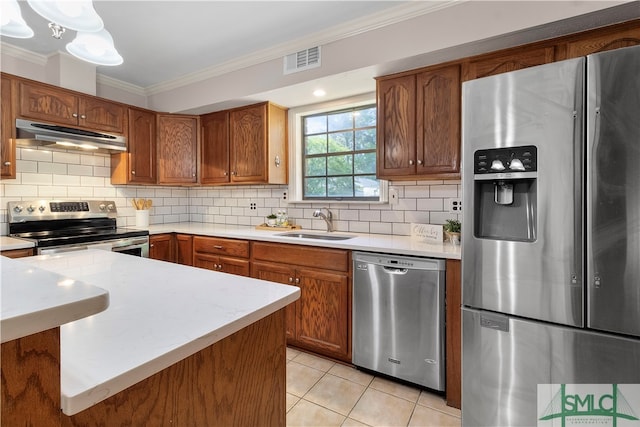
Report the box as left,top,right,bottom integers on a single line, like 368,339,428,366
480,312,509,332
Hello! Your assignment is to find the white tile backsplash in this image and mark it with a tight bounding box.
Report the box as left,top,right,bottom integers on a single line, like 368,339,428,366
0,146,462,236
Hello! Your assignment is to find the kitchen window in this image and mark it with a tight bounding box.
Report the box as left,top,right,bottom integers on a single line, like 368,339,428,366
301,104,382,201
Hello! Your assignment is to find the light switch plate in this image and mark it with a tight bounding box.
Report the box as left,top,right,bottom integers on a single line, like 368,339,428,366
389,187,399,205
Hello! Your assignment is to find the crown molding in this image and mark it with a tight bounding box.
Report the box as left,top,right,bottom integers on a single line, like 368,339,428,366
144,1,463,95
0,41,48,66
96,73,146,97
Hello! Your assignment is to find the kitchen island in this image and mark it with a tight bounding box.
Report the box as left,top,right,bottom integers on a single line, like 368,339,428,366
1,250,300,426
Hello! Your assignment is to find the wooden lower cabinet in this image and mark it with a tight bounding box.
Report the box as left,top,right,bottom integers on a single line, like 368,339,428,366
251,242,350,362
175,234,193,266
0,248,34,258
149,234,174,262
193,236,250,276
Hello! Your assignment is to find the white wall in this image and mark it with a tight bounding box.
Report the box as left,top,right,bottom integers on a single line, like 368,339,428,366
0,146,460,236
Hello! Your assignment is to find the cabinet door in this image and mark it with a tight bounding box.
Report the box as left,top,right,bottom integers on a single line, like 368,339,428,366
219,256,250,277
175,234,193,266
78,97,125,134
296,267,349,360
560,24,640,60
252,261,298,341
461,46,556,81
200,111,230,184
1,76,16,179
149,234,173,262
18,81,78,125
376,75,416,178
416,65,461,177
230,103,267,183
158,115,198,184
128,108,156,184
0,248,34,258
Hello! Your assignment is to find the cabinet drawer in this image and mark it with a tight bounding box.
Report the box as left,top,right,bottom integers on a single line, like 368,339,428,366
193,236,249,258
251,242,349,272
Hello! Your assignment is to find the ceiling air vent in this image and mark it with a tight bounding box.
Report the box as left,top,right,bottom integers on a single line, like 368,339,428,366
284,46,321,75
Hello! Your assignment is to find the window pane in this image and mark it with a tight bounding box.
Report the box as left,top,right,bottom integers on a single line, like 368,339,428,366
305,177,326,197
354,152,376,174
355,175,380,197
305,135,327,155
305,157,326,177
355,129,376,151
354,107,376,128
328,111,353,132
305,115,326,134
328,131,353,152
327,154,353,175
328,176,353,197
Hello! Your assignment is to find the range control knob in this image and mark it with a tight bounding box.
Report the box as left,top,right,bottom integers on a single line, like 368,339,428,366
39,205,46,212
107,204,115,211
13,205,23,213
27,205,35,213
99,204,106,211
490,160,506,171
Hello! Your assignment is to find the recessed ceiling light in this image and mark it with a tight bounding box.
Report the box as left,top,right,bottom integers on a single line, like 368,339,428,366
313,89,326,97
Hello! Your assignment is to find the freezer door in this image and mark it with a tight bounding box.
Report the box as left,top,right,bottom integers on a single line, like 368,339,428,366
462,58,585,327
587,45,640,338
462,308,640,427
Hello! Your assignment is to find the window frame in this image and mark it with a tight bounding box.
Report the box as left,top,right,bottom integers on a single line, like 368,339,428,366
287,93,388,204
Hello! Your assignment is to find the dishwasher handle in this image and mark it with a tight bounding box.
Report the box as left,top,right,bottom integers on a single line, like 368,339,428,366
383,266,408,274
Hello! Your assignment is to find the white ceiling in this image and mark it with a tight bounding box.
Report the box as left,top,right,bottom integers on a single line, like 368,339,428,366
2,1,639,112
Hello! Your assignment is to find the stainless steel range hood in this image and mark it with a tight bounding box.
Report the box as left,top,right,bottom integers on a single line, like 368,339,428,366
15,118,126,153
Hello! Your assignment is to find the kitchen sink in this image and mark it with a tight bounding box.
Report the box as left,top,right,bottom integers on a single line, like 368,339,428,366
275,232,355,241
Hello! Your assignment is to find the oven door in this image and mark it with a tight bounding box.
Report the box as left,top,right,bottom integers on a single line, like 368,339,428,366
38,236,149,258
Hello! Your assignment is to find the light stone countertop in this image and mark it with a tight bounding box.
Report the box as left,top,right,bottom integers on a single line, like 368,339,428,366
17,250,300,416
0,236,35,251
145,222,462,260
1,256,109,343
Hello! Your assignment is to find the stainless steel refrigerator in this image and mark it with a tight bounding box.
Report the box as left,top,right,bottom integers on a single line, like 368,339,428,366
461,45,640,426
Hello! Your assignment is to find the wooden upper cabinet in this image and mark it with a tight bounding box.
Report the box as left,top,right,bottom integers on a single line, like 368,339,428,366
376,75,416,178
1,75,16,179
201,110,230,185
229,102,287,184
17,80,125,133
461,46,556,81
416,65,460,176
157,114,198,185
111,107,156,185
377,65,460,180
558,22,640,60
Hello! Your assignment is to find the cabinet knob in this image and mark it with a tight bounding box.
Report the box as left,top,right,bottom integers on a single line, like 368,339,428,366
131,171,136,175
417,159,423,165
231,171,236,175
72,113,78,118
3,161,10,166
223,172,228,176
80,114,86,119
288,277,294,283
150,243,155,248
295,278,300,284
192,173,196,177
274,155,281,167
409,160,414,165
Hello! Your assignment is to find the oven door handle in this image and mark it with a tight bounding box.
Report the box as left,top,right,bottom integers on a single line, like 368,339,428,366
39,245,90,255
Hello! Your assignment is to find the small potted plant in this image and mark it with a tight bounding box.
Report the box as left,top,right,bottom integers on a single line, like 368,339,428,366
266,213,278,227
443,219,461,245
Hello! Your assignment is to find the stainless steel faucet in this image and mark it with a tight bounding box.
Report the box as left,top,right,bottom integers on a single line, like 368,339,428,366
313,207,334,232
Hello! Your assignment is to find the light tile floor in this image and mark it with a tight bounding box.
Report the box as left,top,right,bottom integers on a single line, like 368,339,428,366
286,348,461,427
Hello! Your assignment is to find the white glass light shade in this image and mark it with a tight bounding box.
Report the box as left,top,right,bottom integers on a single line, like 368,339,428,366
27,0,103,32
66,29,123,66
0,0,34,38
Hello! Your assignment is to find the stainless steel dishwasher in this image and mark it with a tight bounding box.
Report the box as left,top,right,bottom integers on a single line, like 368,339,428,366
352,251,446,391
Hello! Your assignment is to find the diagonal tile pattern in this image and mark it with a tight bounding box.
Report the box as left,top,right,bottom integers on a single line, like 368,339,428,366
286,348,461,427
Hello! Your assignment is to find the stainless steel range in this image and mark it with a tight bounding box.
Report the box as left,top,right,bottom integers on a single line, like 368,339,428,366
8,200,149,257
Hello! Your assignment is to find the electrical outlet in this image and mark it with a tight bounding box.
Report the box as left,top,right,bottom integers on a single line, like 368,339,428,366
249,202,257,210
282,191,287,201
446,198,462,213
389,187,399,205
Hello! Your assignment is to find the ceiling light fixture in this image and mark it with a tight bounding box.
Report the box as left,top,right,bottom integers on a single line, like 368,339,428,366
27,0,104,33
0,0,34,38
313,89,326,97
66,29,123,66
0,0,123,67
